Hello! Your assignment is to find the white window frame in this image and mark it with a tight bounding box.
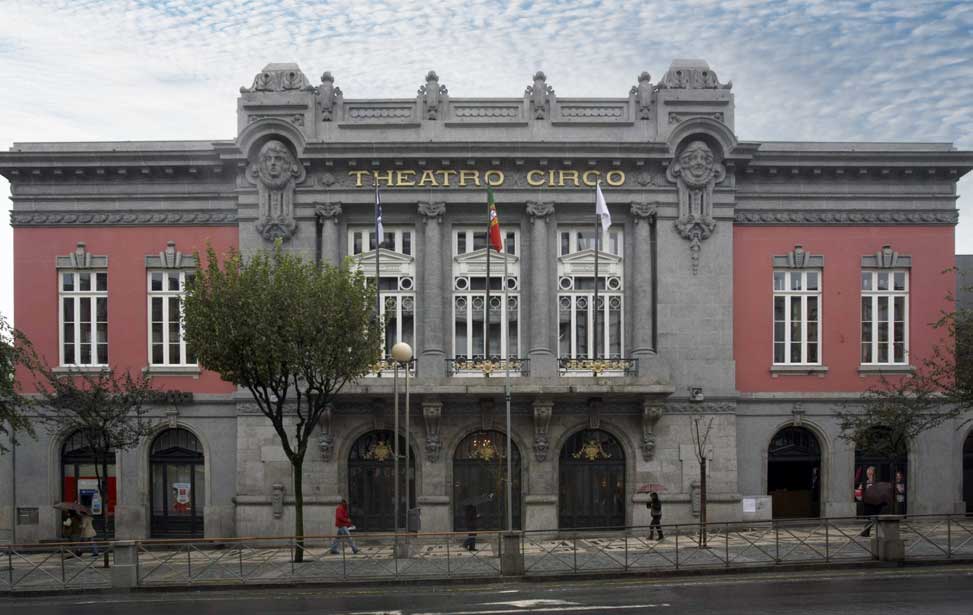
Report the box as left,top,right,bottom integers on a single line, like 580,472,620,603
772,269,822,365
147,270,196,367
348,226,414,256
58,270,109,367
558,227,622,257
860,269,909,365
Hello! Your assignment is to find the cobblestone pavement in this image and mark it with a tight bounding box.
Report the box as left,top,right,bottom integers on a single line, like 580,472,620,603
2,517,972,591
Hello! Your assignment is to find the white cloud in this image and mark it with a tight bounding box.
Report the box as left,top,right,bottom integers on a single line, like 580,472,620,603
1,0,971,322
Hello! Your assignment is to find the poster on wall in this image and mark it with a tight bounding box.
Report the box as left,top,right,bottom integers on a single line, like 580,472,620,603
77,479,103,515
172,483,192,513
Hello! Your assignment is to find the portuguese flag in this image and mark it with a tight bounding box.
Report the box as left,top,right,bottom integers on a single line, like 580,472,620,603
488,187,503,252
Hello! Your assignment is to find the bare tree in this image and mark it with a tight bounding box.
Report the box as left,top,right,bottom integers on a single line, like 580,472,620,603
690,414,714,548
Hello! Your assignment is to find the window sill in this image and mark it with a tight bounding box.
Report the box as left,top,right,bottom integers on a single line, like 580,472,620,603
770,365,829,378
858,364,915,376
142,365,201,378
53,365,109,374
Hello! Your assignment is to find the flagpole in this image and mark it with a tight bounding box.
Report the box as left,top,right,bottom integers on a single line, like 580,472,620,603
594,183,600,360
503,248,512,532
374,180,382,355
485,225,491,362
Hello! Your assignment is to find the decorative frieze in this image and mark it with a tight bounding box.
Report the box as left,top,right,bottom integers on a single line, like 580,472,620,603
735,210,958,226
664,401,736,414
11,210,237,227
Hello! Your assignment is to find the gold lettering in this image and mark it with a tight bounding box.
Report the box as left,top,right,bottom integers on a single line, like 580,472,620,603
606,170,625,187
582,170,600,187
350,170,370,187
484,170,504,186
437,169,457,186
559,169,580,187
459,169,481,186
527,169,545,186
372,170,394,186
549,170,557,186
418,170,439,187
396,169,416,187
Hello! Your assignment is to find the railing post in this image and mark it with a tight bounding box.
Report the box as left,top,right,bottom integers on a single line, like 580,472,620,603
111,541,139,589
724,523,729,567
947,517,952,558
874,515,904,562
825,521,830,562
674,524,679,569
775,521,780,563
500,531,524,576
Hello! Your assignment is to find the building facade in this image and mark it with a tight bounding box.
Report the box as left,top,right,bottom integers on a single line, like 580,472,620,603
2,59,972,542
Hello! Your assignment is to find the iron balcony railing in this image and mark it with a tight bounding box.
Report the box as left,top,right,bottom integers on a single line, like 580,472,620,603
558,357,638,377
446,357,530,377
365,357,417,378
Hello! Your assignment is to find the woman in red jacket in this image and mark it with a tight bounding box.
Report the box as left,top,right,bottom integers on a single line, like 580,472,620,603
329,498,359,554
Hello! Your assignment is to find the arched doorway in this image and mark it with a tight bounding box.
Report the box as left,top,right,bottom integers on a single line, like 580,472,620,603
348,430,415,531
452,431,522,531
854,427,908,515
558,429,626,529
963,431,973,514
150,428,205,538
61,429,116,538
767,426,821,518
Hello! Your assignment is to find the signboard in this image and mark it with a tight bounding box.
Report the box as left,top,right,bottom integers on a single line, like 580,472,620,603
77,478,103,515
17,507,38,525
173,482,191,513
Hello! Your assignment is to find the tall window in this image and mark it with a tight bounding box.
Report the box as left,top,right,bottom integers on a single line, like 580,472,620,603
148,271,196,366
59,270,108,366
861,270,908,364
773,270,821,365
452,228,520,359
348,226,416,357
557,226,624,359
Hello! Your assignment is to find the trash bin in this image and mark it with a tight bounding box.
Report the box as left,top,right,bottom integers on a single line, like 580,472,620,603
407,507,421,532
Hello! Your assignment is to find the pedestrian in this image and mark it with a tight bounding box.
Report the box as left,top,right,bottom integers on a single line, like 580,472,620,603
329,498,359,555
858,466,886,537
62,509,82,556
895,470,906,514
462,504,479,552
78,507,99,556
647,492,664,540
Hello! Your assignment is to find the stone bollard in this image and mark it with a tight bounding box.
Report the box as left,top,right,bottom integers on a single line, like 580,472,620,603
873,515,905,562
111,541,139,589
500,532,524,576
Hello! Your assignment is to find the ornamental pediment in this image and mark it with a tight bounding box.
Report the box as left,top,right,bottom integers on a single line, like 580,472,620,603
453,248,519,276
558,249,622,267
350,248,415,276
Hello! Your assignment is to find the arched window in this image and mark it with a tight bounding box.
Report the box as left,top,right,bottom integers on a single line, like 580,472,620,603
61,429,116,538
150,428,204,537
854,426,908,515
348,430,415,531
767,426,822,518
558,429,626,529
453,431,522,531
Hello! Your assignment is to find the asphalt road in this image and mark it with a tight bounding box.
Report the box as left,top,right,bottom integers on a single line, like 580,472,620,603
4,565,973,614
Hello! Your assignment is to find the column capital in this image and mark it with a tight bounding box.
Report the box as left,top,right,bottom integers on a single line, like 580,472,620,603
314,201,343,224
630,201,658,224
418,201,446,223
526,201,555,221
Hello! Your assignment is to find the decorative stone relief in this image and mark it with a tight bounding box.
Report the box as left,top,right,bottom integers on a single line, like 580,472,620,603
636,171,655,186
669,112,724,125
317,71,343,121
422,401,443,462
248,113,304,126
144,240,198,269
641,400,665,461
418,71,449,120
630,202,658,224
657,61,731,90
532,399,553,462
56,242,108,269
319,172,336,187
772,244,824,269
248,139,306,242
630,71,652,120
525,201,555,220
418,201,446,223
667,140,725,275
862,244,912,269
271,484,285,519
524,71,555,120
315,202,342,226
318,404,335,462
791,402,805,427
241,63,313,93
734,209,958,226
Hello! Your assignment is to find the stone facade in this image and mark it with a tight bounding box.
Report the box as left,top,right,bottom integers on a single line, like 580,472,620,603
2,60,973,542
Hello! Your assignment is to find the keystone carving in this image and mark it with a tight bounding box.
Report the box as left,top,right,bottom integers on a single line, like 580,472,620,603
422,401,443,462
630,202,658,224
791,402,805,427
479,399,495,431
314,202,342,224
526,201,555,220
318,404,335,462
317,72,343,121
417,201,446,223
667,140,725,275
629,71,652,120
248,139,306,242
641,401,665,461
525,71,555,120
532,399,554,462
418,71,449,120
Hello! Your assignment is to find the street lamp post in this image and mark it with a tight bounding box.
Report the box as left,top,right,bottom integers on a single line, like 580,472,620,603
390,342,413,536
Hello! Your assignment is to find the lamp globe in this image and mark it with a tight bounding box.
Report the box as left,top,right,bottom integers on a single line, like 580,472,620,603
391,342,413,363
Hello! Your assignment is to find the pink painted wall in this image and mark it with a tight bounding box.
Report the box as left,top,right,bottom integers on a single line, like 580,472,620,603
14,226,238,394
734,226,955,392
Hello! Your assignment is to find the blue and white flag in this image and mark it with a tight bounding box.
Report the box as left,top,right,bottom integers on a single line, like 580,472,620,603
374,184,384,248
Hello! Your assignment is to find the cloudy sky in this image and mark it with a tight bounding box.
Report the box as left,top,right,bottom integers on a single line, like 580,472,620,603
1,0,971,322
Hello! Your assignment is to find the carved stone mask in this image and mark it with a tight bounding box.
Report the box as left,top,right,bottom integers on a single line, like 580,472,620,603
678,140,716,186
258,140,296,188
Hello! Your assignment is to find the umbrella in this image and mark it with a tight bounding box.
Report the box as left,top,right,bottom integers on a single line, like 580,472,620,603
636,483,666,494
53,502,90,514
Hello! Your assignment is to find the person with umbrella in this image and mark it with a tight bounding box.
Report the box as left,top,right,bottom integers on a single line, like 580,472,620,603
462,504,480,552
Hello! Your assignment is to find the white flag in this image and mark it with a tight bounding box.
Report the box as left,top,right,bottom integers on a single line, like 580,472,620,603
595,181,611,232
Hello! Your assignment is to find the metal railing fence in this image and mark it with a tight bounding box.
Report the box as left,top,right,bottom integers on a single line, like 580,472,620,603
1,540,113,592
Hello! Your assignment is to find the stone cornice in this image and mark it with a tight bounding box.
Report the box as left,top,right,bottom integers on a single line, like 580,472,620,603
734,209,958,226
10,209,238,227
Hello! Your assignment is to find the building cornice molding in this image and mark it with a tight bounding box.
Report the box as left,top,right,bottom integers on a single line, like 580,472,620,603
10,209,238,227
734,209,958,226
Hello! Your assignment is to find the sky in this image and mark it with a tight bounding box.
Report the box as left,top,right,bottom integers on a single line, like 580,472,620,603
1,0,971,323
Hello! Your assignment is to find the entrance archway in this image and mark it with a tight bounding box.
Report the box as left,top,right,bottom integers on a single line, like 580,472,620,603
964,430,973,514
854,427,908,515
767,426,821,518
60,429,115,538
558,429,625,529
348,430,415,531
452,431,522,531
150,428,205,537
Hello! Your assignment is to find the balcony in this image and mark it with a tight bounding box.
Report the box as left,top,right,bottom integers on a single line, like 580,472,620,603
558,357,638,377
446,357,529,378
364,357,417,378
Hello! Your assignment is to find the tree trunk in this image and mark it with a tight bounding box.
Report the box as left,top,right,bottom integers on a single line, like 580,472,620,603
699,457,707,548
293,458,305,563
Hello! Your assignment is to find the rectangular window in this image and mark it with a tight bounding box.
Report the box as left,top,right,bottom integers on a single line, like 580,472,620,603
558,228,622,256
772,270,822,365
349,227,414,256
861,270,909,365
59,271,108,366
147,270,196,366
